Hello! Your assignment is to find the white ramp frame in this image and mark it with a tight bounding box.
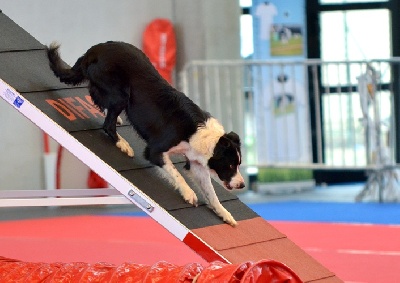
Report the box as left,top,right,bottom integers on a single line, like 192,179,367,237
0,78,190,241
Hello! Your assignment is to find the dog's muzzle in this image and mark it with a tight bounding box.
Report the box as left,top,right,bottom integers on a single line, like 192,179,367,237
224,181,245,190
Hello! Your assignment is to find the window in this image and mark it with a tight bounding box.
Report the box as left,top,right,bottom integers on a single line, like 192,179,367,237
240,0,253,6
320,9,390,62
320,0,387,3
240,0,254,58
318,7,391,166
240,14,254,58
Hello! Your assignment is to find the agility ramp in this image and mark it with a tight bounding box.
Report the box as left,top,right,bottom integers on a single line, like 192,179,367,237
0,11,341,282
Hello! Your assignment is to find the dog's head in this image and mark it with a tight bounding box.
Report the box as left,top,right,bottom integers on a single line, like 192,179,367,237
208,131,245,190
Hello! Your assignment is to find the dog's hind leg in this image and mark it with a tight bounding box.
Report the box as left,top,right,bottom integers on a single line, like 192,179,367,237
104,109,123,125
90,85,134,157
189,161,237,226
103,109,127,154
116,134,134,157
102,106,133,157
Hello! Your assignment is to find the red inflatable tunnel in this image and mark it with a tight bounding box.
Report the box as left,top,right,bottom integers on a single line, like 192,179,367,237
0,256,302,282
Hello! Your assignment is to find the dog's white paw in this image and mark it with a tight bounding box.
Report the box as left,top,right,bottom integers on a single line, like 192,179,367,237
116,116,123,125
213,204,237,227
182,189,198,206
222,212,237,227
116,134,134,157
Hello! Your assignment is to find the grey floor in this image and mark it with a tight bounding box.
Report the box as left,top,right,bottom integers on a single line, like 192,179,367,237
0,182,365,222
239,182,364,203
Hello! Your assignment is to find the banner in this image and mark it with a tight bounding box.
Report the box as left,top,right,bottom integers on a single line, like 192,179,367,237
143,18,177,85
252,0,311,164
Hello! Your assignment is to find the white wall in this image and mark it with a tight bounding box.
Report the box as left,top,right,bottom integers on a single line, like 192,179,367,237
0,0,240,190
174,0,241,71
0,0,174,64
0,102,44,190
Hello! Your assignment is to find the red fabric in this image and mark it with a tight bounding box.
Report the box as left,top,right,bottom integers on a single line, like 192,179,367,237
0,257,300,282
196,260,302,283
142,18,176,84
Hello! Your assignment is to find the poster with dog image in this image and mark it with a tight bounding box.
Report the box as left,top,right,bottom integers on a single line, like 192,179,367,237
270,24,303,56
252,0,311,164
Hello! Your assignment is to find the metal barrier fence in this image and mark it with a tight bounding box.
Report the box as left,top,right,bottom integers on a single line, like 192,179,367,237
179,59,400,172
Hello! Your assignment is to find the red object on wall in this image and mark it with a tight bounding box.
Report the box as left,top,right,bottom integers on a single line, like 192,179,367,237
43,132,50,153
0,256,302,282
87,170,108,188
143,18,177,85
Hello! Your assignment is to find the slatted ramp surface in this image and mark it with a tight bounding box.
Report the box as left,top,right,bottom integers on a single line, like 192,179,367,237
0,11,341,282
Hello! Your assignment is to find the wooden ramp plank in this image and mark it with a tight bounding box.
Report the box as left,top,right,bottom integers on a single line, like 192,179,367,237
0,11,342,282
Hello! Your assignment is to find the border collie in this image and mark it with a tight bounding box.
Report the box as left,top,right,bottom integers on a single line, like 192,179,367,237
46,41,245,226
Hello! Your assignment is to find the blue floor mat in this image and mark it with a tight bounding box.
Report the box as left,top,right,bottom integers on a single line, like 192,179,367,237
108,201,400,225
248,201,400,225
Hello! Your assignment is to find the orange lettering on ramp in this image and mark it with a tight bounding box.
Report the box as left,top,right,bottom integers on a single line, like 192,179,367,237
46,99,76,121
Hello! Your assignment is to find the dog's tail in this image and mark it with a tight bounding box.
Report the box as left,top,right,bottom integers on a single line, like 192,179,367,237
46,42,86,86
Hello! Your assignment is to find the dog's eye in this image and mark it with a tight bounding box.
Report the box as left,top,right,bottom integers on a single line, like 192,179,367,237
229,165,234,169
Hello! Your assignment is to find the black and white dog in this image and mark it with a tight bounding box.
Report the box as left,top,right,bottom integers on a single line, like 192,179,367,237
46,41,245,226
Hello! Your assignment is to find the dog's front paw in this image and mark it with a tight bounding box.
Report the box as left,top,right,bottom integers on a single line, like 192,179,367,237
213,204,237,227
222,212,237,227
116,134,134,157
182,189,198,207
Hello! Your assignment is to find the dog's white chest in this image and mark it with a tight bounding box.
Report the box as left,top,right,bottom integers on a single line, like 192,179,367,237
167,141,207,166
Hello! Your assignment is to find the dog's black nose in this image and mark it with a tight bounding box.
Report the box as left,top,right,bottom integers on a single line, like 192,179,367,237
239,182,245,189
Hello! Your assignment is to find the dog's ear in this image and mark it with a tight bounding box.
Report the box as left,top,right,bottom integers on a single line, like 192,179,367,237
213,135,231,159
218,132,241,149
219,135,232,148
226,131,241,146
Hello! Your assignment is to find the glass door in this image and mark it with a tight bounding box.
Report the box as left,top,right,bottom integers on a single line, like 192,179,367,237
319,8,391,166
